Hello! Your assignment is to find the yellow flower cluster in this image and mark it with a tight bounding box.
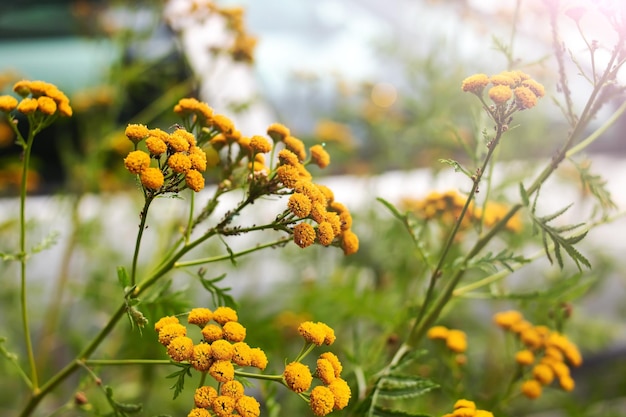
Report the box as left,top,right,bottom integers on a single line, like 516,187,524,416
461,70,545,110
0,79,72,117
282,321,351,416
156,307,266,417
427,325,468,354
402,190,521,233
441,399,494,417
123,123,209,193
493,310,582,399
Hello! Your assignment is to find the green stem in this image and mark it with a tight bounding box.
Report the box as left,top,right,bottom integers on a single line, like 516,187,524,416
566,99,626,158
83,359,172,366
131,196,154,286
234,370,284,383
19,125,38,392
175,238,290,268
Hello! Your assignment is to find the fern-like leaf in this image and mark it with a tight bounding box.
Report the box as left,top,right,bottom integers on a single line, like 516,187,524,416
572,159,617,213
166,363,192,400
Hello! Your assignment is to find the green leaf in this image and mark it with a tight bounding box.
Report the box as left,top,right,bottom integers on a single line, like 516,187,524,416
30,230,59,254
197,271,236,308
572,160,617,213
165,363,193,400
117,266,130,289
438,159,472,178
468,250,530,273
377,375,439,400
103,385,143,416
519,183,530,207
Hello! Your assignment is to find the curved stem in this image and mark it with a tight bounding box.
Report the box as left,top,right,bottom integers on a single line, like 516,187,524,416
175,238,290,268
131,196,153,286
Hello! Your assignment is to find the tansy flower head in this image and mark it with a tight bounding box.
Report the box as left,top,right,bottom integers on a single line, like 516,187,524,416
140,167,164,190
191,343,213,372
213,306,238,324
174,97,201,115
532,363,555,385
250,135,272,154
211,114,235,135
212,395,236,417
310,144,330,168
461,74,489,94
310,386,335,416
235,395,261,417
521,379,542,399
522,79,545,98
168,153,192,174
154,316,179,333
427,325,450,340
267,122,290,142
514,86,538,109
293,222,316,248
158,322,187,346
124,150,150,174
284,135,307,161
202,323,224,342
288,193,313,218
169,130,192,152
493,310,524,329
125,124,149,143
316,358,337,384
194,385,218,409
294,180,326,205
319,352,343,377
146,135,167,156
189,147,208,171
211,339,235,361
283,361,313,393
276,164,303,188
17,98,38,115
316,221,335,246
446,329,467,353
328,378,351,410
515,349,535,366
36,96,56,115
232,342,253,366
167,336,194,362
220,380,245,399
298,321,327,345
340,229,359,255
188,308,213,326
185,169,205,192
188,408,211,417
454,400,476,410
490,73,516,87
488,85,513,105
209,360,235,382
223,321,246,342
250,347,268,370
278,148,300,166
0,95,18,112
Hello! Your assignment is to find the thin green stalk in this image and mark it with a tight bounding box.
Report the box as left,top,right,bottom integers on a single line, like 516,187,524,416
83,359,172,366
19,126,38,392
175,237,290,268
566,99,626,158
130,197,154,286
234,370,284,383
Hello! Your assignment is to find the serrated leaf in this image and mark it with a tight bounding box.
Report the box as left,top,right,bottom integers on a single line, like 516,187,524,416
30,230,59,254
197,271,236,308
572,160,617,212
537,204,573,224
377,376,438,400
533,208,590,271
166,363,192,400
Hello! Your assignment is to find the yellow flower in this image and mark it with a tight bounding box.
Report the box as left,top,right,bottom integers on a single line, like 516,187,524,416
490,74,516,87
283,362,313,393
325,212,342,236
36,96,57,115
559,375,575,391
158,323,187,346
522,79,545,98
340,229,359,255
316,184,334,203
167,336,194,362
511,319,532,334
278,149,300,166
213,306,238,324
461,74,489,94
209,360,235,383
493,310,523,329
309,144,330,168
13,80,32,96
125,124,149,143
235,395,261,417
189,147,208,171
293,222,316,248
17,98,38,114
318,322,336,345
0,95,18,112
454,400,476,410
250,135,272,154
188,408,211,417
154,316,179,333
298,321,326,345
515,350,535,366
276,164,303,188
328,378,351,410
284,135,307,161
316,221,335,246
310,386,335,416
188,308,213,326
532,363,555,385
185,169,205,192
488,85,512,105
145,136,168,156
212,395,236,417
168,153,192,174
267,122,290,142
475,411,494,417
140,167,164,190
316,358,336,384
514,86,538,109
288,193,313,218
211,114,235,135
190,343,213,372
427,325,449,340
294,180,326,205
174,97,201,115
453,407,475,417
521,379,542,399
319,352,343,378
446,330,467,353
232,342,253,366
168,130,192,152
194,385,218,409
223,321,246,342
211,339,234,361
250,347,268,370
124,150,150,174
221,380,245,399
520,328,542,349
202,323,224,342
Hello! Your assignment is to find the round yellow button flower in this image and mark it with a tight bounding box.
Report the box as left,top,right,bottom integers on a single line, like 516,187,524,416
267,122,290,142
532,363,555,385
145,136,167,156
515,349,535,366
188,408,211,417
522,79,545,98
340,229,359,255
211,114,235,135
189,147,208,171
223,321,246,342
154,316,179,333
488,85,512,105
427,325,449,340
17,98,38,114
188,307,213,326
209,360,235,383
316,358,336,385
168,153,192,174
213,306,238,324
461,74,489,94
232,342,253,367
235,395,261,417
158,323,187,346
293,222,316,248
250,347,268,370
202,323,224,342
220,380,245,400
288,193,312,218
194,385,218,409
36,96,57,115
124,150,150,174
140,167,164,190
446,330,467,353
0,95,18,112
514,86,538,109
283,361,313,393
310,144,330,168
328,378,351,410
284,135,307,161
125,124,149,143
319,352,343,378
212,395,236,417
454,399,476,410
309,385,335,416
250,135,272,154
493,310,523,329
185,169,205,192
316,221,335,246
190,343,213,372
211,339,234,361
167,336,194,362
298,321,326,346
521,379,542,399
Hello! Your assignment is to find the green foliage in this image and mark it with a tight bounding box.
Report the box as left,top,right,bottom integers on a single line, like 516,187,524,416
103,385,143,416
196,270,236,309
165,363,193,400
